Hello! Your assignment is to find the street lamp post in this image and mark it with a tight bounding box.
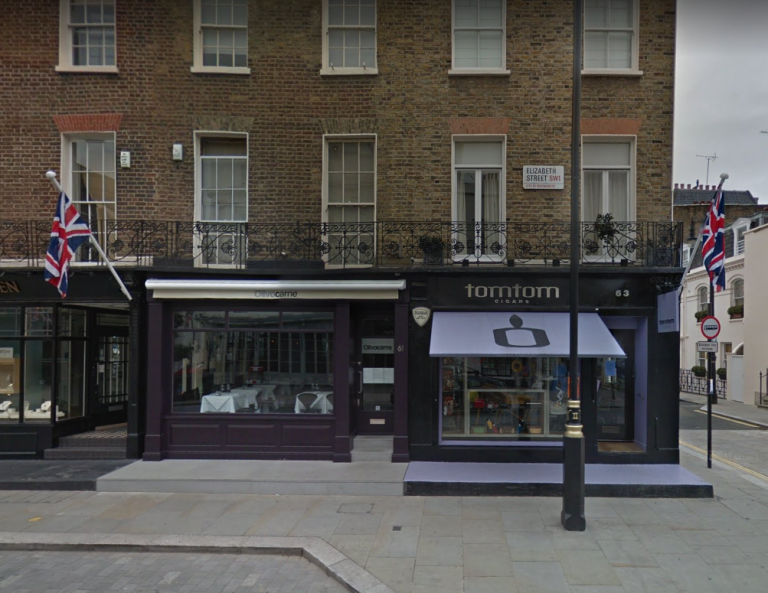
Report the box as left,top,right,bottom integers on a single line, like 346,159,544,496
561,0,586,532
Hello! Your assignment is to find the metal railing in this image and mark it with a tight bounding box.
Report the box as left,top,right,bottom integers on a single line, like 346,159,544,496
679,369,726,399
0,220,682,270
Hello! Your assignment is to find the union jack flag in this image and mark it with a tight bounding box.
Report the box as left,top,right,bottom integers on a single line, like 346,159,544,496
701,184,726,292
44,192,92,297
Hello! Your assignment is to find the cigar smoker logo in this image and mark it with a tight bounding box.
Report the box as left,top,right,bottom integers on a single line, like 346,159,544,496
493,315,550,348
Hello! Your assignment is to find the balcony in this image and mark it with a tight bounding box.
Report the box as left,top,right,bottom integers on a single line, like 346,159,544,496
0,220,682,271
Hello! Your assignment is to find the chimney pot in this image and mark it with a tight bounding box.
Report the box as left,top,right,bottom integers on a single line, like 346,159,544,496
687,184,691,189
674,183,679,189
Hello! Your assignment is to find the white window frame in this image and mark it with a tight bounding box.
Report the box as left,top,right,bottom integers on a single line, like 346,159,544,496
733,225,748,255
451,135,507,262
193,132,250,268
192,0,250,75
581,136,636,261
321,134,378,268
60,133,117,264
449,0,509,76
682,243,691,267
56,0,118,73
582,0,642,77
321,0,378,76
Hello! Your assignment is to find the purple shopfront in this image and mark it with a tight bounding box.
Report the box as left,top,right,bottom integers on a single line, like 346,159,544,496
141,277,409,462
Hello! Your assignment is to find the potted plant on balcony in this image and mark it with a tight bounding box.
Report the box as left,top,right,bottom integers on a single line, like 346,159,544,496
694,310,709,323
691,365,707,378
727,304,743,319
417,235,444,265
595,213,617,243
716,367,727,380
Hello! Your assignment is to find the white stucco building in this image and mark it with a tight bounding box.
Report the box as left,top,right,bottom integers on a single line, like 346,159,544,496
680,212,768,407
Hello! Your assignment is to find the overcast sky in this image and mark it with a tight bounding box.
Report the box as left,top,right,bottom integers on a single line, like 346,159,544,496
674,0,768,201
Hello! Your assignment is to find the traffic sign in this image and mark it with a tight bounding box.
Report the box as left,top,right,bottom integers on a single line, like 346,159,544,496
697,341,718,353
700,316,721,340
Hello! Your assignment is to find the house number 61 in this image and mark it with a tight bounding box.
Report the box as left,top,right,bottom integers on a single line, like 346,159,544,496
397,345,404,352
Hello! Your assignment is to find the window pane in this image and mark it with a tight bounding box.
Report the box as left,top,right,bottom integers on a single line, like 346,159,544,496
478,31,502,68
71,3,86,23
328,173,343,203
344,48,360,67
583,142,630,167
360,173,374,203
343,143,359,171
608,171,629,220
0,340,21,423
233,3,248,24
344,3,360,26
583,171,603,222
217,2,233,25
217,159,233,188
329,48,343,67
201,138,246,156
25,308,54,337
202,1,216,23
607,32,632,69
360,29,375,48
609,0,632,28
360,49,375,67
585,0,608,28
479,0,502,27
233,160,247,188
360,5,375,26
329,5,343,25
359,142,374,171
455,142,503,166
23,341,53,422
584,32,607,68
454,31,478,68
328,206,343,223
455,1,478,27
59,309,87,338
344,173,359,203
0,309,22,337
58,340,86,420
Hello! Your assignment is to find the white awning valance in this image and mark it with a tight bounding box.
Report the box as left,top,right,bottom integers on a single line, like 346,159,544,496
145,279,406,300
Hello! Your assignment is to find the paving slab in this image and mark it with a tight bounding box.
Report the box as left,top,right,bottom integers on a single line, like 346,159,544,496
0,460,132,491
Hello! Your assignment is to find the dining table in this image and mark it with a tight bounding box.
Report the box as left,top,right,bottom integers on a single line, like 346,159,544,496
200,388,261,413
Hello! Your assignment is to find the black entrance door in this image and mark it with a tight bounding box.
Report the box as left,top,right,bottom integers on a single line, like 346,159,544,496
353,311,395,434
89,326,129,426
596,329,635,441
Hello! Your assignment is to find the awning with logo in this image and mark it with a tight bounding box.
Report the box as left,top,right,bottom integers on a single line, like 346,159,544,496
429,312,626,358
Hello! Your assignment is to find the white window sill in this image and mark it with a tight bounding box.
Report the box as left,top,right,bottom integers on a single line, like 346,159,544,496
190,66,251,75
448,69,511,77
320,68,379,76
582,69,643,77
55,65,119,74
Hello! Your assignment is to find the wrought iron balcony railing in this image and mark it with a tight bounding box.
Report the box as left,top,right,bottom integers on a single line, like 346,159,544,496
0,220,682,270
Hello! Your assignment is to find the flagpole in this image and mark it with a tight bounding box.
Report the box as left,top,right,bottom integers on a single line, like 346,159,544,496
706,172,727,468
45,171,133,302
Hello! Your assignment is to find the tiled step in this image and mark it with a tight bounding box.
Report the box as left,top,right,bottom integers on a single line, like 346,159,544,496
44,447,126,460
352,436,393,452
59,437,125,449
351,451,392,462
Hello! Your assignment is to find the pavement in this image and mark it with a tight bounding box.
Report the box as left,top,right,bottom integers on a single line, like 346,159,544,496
1,445,768,592
0,459,132,491
1,398,768,592
680,391,768,429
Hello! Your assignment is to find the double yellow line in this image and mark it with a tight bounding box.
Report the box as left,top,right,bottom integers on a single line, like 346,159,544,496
679,439,768,484
692,408,763,428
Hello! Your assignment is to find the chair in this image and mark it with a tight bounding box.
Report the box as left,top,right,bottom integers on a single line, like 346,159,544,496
297,393,319,413
325,393,333,409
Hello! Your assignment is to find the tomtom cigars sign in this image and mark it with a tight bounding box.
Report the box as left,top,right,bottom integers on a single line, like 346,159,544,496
432,277,568,307
523,166,564,190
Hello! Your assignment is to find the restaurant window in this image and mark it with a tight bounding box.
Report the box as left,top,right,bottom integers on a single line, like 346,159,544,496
441,356,569,441
172,310,335,415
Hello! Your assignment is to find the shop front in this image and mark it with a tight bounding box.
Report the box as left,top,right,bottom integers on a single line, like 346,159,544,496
0,272,136,457
142,277,408,461
406,271,681,465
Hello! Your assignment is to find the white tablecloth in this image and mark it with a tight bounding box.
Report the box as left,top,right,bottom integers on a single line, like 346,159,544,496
294,391,333,414
200,389,260,413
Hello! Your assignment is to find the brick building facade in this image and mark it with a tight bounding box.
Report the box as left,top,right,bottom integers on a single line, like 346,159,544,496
0,1,683,469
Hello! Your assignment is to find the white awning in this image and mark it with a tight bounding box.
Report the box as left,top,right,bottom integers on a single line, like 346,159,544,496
146,279,406,300
429,312,626,358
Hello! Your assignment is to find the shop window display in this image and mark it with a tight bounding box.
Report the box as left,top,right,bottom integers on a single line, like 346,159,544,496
173,310,334,415
441,356,569,441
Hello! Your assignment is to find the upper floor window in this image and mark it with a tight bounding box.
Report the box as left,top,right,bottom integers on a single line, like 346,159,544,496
57,0,117,72
582,140,634,223
193,0,249,74
583,0,640,75
734,225,747,255
682,244,691,267
453,138,506,261
195,135,249,267
451,0,508,75
62,134,117,260
322,0,377,75
731,278,744,311
323,138,376,266
697,286,709,313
